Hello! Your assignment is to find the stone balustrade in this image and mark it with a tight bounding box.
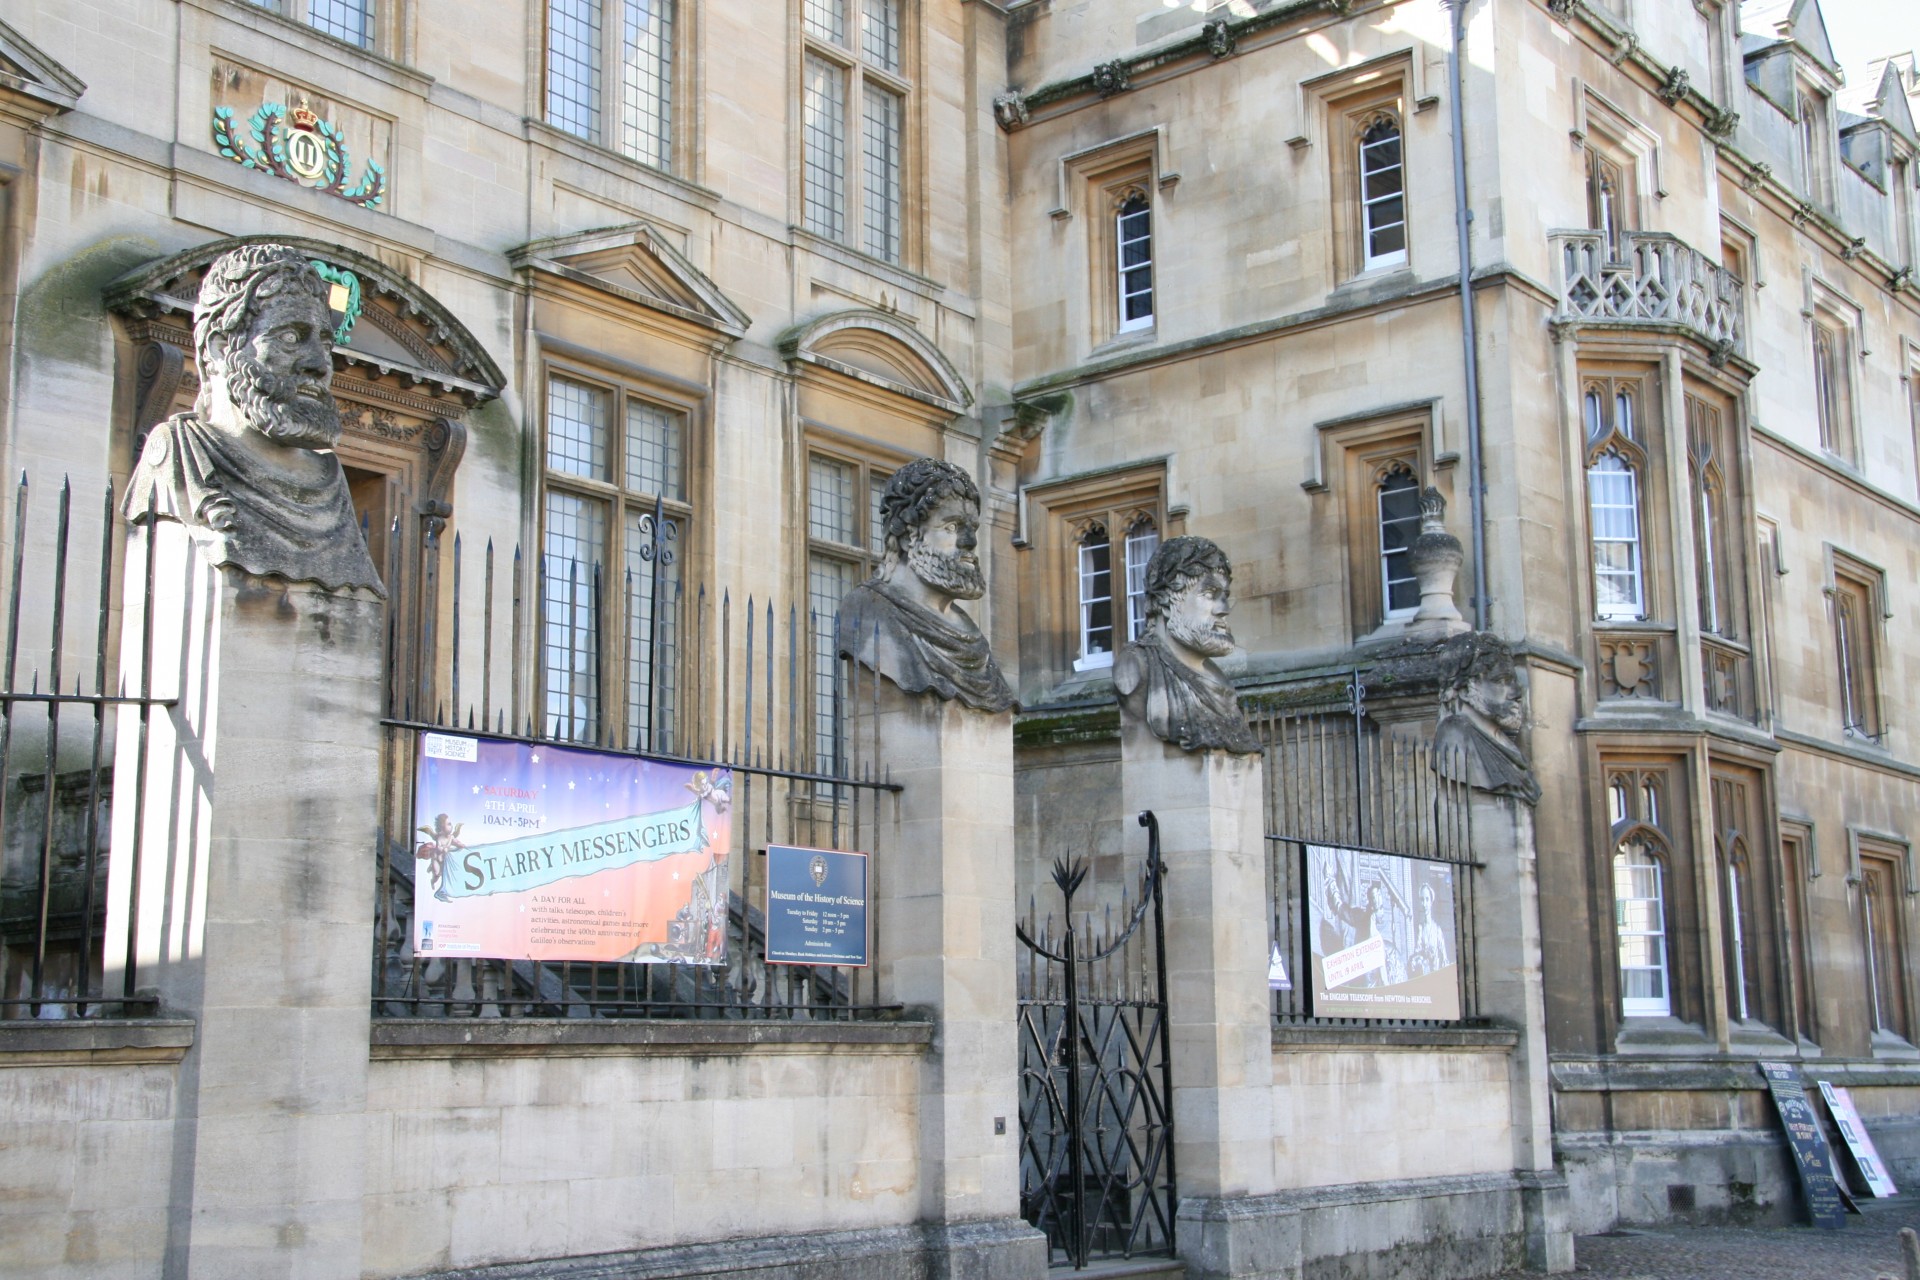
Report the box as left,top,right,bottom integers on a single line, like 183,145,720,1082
1552,230,1746,360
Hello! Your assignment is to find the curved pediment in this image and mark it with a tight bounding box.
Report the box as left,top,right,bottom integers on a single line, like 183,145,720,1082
778,310,971,411
103,235,505,404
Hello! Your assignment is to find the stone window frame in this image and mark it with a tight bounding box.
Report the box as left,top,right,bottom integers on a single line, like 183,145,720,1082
1112,186,1156,336
1778,817,1820,1046
1796,79,1836,207
1309,56,1417,283
1684,389,1742,641
1904,339,1920,501
799,0,917,266
537,355,703,750
1303,403,1442,644
1708,758,1782,1032
1807,284,1861,465
1570,87,1662,261
250,0,394,53
802,436,900,770
1580,370,1660,624
1824,549,1887,745
1018,463,1171,684
1850,831,1916,1047
1055,131,1168,350
1600,756,1696,1023
543,0,680,172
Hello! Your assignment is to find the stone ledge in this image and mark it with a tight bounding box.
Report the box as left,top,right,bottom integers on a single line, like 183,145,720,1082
1273,1023,1519,1052
0,1018,195,1066
370,1017,934,1060
1552,1056,1920,1092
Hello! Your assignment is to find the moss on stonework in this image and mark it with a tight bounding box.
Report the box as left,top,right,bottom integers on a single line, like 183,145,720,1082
462,395,521,474
17,236,166,368
1014,704,1118,748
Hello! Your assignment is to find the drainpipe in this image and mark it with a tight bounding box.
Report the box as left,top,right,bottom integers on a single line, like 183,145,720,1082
1444,0,1489,632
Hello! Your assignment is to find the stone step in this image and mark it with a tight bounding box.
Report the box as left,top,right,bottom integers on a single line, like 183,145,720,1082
1051,1257,1186,1280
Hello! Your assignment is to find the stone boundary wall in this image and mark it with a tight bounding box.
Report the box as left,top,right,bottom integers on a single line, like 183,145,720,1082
0,1020,193,1280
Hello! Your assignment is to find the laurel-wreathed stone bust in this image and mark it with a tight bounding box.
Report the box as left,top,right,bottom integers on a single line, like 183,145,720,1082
1114,535,1260,754
124,244,383,593
835,457,1014,713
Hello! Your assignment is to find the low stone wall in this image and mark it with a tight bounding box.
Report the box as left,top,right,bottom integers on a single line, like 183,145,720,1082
0,1020,193,1280
363,1020,933,1278
1272,1032,1517,1189
1552,1060,1920,1232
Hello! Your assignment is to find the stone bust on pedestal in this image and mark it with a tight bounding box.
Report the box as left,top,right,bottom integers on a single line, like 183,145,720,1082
124,243,383,593
1114,535,1260,754
836,457,1014,713
1433,634,1540,804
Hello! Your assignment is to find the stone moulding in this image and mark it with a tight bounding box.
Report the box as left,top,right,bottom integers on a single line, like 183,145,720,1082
369,1017,933,1060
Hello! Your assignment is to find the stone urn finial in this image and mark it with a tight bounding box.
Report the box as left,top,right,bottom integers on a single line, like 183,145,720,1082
1406,486,1469,639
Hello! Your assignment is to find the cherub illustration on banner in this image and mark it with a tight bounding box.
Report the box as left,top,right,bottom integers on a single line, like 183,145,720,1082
415,813,467,904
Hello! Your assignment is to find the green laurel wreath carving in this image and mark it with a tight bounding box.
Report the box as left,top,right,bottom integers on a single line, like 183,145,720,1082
211,102,386,209
309,262,364,345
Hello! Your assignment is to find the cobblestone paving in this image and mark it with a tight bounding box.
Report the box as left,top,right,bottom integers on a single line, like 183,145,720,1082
1495,1198,1920,1279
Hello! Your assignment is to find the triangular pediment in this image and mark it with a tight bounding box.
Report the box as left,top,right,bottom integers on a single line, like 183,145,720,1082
510,223,750,338
0,20,85,113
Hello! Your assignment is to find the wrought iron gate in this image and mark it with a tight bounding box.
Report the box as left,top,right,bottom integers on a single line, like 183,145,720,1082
1016,811,1175,1268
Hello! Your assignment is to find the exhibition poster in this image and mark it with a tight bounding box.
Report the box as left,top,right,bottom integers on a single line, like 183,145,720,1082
410,732,733,965
1304,843,1461,1021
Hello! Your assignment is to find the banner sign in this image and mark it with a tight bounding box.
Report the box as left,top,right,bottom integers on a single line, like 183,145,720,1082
1759,1062,1847,1227
410,733,733,965
1304,844,1461,1021
765,845,869,966
1818,1081,1899,1198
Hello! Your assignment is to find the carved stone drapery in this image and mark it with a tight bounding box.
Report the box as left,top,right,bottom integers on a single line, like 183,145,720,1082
105,236,504,708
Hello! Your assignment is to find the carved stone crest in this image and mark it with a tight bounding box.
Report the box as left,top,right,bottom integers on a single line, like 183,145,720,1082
1092,60,1130,98
211,95,385,209
1114,536,1260,755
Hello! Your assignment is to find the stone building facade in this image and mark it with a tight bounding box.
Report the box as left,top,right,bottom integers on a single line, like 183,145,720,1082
0,0,1913,1278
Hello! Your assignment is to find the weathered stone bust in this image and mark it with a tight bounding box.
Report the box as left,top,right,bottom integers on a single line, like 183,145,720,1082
1432,633,1540,804
1114,535,1260,755
835,457,1014,713
125,244,383,593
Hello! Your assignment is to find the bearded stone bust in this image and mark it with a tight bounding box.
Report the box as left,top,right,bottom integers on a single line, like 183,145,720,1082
835,457,1015,713
1432,634,1540,804
1114,535,1259,755
124,244,383,593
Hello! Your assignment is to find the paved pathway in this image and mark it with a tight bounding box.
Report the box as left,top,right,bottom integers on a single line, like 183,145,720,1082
1495,1198,1920,1279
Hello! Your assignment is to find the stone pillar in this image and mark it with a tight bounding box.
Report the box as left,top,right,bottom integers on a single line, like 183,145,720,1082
1121,726,1294,1280
103,521,384,1280
1467,790,1573,1272
872,683,1047,1278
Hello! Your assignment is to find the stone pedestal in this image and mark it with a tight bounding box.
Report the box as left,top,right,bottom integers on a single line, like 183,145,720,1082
871,684,1047,1278
1121,726,1286,1278
102,521,384,1280
1468,790,1574,1273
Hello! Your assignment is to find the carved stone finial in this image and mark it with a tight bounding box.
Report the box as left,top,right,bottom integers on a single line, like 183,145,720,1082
1658,67,1691,105
1406,487,1470,640
1203,19,1235,58
123,244,384,594
1114,536,1260,755
1092,60,1130,98
836,458,1015,714
992,90,1029,131
1432,634,1539,804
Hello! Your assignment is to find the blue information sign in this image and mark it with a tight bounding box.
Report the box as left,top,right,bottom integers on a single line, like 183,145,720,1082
765,845,870,966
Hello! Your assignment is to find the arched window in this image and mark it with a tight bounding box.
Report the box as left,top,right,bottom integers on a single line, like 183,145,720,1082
1377,464,1421,617
1584,380,1647,621
1720,839,1755,1023
1614,833,1671,1017
1687,395,1734,639
1077,521,1115,666
1116,190,1155,332
1359,115,1407,270
1122,514,1159,643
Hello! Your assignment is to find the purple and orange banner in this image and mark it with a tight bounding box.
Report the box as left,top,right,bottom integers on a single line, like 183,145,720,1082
410,732,733,964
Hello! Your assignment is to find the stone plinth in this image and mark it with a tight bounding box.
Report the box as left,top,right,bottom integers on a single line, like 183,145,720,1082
102,520,384,1280
870,683,1046,1277
1121,725,1284,1278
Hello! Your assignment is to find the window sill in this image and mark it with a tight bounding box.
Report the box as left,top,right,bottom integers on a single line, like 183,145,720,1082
1090,327,1158,360
1869,1029,1920,1061
1613,1014,1712,1055
189,0,434,95
1071,651,1115,673
526,120,721,208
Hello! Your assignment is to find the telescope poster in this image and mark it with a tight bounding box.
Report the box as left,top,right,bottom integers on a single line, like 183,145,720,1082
410,732,733,965
1304,843,1461,1021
